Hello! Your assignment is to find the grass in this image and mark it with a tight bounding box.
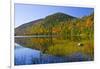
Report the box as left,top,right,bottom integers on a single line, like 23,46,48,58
46,39,94,58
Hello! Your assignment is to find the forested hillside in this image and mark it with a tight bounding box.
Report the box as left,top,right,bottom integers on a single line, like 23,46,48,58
15,12,94,39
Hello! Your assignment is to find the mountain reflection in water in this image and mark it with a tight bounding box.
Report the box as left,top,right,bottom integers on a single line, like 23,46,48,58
15,43,91,65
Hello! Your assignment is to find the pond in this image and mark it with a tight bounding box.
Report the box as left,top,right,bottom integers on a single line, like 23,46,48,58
15,36,93,65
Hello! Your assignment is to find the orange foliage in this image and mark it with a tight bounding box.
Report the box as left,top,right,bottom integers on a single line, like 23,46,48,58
52,27,61,33
86,18,93,28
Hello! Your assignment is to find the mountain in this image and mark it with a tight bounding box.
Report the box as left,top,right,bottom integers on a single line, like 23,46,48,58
44,12,76,23
16,19,43,29
15,19,43,35
15,12,77,36
15,12,93,36
43,12,77,28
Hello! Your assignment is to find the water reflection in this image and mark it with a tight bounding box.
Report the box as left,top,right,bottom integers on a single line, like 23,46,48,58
15,37,93,65
15,43,41,65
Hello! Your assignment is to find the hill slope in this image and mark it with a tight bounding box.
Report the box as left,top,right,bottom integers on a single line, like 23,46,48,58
15,12,93,36
15,12,76,36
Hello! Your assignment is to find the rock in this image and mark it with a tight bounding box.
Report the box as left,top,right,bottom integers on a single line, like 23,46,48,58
77,43,84,46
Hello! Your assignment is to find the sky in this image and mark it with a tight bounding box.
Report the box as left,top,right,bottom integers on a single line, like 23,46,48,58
15,4,94,27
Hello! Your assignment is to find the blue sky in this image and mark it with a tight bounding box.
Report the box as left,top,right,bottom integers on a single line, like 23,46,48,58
15,4,94,27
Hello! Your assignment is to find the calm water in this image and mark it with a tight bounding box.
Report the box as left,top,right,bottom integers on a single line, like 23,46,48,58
15,43,91,65
15,43,41,65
